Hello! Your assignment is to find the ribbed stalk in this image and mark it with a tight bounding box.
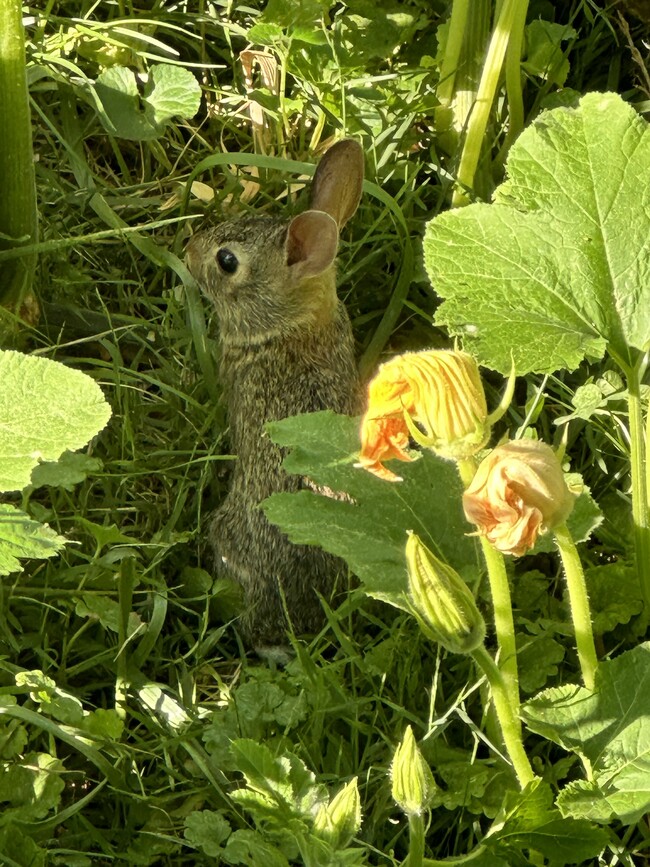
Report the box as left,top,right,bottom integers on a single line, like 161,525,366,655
554,523,598,691
452,0,529,206
0,0,38,317
436,0,491,169
625,361,650,609
472,645,535,788
406,813,425,867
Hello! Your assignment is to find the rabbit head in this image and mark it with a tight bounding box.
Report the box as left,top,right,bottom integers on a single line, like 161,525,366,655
185,140,364,345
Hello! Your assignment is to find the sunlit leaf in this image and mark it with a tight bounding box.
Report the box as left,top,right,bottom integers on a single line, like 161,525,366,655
425,93,650,374
523,642,650,824
0,350,111,493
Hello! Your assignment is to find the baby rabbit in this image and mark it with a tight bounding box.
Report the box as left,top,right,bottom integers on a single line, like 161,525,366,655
185,140,364,653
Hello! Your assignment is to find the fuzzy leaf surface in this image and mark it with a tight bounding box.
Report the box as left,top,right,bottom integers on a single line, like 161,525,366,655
230,738,325,820
0,350,111,493
262,412,479,611
222,830,291,867
425,92,650,374
522,642,650,824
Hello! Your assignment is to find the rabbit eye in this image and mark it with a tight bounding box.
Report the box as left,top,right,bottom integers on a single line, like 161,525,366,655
216,248,239,275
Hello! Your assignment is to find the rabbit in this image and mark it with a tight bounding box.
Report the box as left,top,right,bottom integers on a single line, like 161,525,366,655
185,140,364,654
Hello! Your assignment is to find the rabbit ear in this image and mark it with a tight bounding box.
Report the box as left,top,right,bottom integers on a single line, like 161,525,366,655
309,140,364,229
286,210,339,278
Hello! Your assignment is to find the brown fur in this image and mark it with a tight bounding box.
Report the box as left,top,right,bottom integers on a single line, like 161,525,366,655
185,142,364,650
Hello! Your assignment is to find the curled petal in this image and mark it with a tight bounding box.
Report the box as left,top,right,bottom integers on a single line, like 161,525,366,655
357,416,412,482
358,349,491,481
463,439,575,556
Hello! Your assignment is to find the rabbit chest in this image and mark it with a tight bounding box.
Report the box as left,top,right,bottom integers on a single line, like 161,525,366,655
220,302,360,504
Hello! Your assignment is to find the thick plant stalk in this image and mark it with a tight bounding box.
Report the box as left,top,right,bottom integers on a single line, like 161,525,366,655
452,0,529,206
436,0,491,165
625,361,650,610
0,0,38,314
407,813,425,867
478,537,520,705
553,523,598,691
472,645,534,788
435,0,471,147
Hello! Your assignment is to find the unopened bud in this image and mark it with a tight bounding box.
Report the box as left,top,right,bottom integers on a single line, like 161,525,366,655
313,777,362,848
391,726,437,816
406,533,485,654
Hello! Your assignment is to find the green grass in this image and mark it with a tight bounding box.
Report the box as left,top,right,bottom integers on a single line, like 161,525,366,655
2,0,650,864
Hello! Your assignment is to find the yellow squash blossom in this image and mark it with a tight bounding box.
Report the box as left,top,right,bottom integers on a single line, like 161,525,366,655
463,439,576,556
357,350,490,481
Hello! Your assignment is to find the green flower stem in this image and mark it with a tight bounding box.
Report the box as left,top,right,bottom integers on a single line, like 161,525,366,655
471,645,535,788
626,364,650,609
458,459,520,710
406,812,425,867
452,0,529,206
479,538,519,707
553,523,598,691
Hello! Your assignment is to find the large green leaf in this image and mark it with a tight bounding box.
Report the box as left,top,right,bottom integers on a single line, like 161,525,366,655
522,642,650,824
15,670,83,725
223,830,291,867
0,350,111,493
425,92,650,374
230,738,325,820
262,412,479,611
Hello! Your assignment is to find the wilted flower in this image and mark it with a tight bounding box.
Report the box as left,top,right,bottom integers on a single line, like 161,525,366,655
463,439,576,556
405,532,486,655
313,777,362,847
391,725,438,816
357,349,490,481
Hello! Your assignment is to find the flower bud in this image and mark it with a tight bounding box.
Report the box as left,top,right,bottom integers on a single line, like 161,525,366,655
357,350,490,481
313,777,362,848
405,533,486,655
462,439,576,556
390,726,437,816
